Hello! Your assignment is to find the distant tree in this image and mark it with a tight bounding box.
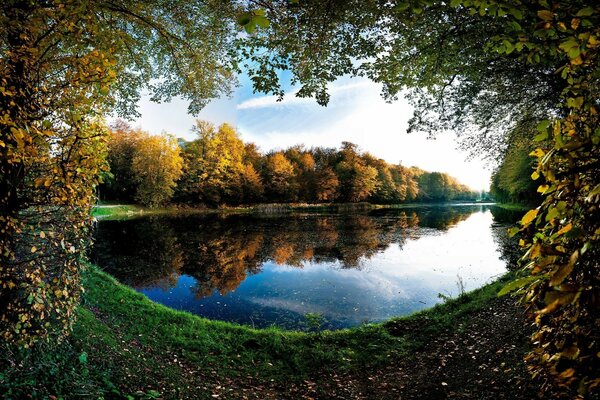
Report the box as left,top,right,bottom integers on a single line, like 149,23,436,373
335,142,378,202
240,164,264,203
285,146,316,201
102,121,141,202
314,166,339,202
131,133,183,207
178,121,245,205
263,152,297,201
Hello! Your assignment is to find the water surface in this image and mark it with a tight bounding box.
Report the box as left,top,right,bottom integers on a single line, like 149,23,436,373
92,205,513,329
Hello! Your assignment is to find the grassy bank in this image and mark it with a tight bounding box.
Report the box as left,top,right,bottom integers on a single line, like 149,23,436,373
1,265,533,399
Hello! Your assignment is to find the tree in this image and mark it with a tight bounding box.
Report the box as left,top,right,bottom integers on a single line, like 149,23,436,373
131,133,183,207
335,142,378,202
102,121,142,202
263,152,297,201
490,142,539,205
0,0,237,345
178,121,246,205
240,163,264,203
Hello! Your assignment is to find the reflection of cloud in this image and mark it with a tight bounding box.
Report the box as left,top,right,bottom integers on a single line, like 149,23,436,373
262,262,409,301
237,81,372,110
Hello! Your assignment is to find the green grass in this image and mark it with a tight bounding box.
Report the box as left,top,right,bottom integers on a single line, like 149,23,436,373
91,204,146,218
1,265,516,398
491,203,533,212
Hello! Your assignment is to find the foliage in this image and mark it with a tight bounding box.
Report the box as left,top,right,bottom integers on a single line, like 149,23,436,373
490,140,540,205
176,121,246,205
106,130,478,207
1,0,237,346
131,133,183,207
102,124,183,207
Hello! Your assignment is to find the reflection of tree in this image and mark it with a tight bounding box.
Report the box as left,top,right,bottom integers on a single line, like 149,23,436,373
93,206,486,299
92,217,184,289
185,232,264,298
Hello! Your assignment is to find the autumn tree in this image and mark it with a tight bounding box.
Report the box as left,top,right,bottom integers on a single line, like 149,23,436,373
102,120,141,202
240,163,264,203
0,0,237,345
262,152,298,201
335,142,378,202
178,121,246,205
131,133,183,207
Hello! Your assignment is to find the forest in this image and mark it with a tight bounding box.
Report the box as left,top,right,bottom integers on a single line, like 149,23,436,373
101,120,481,207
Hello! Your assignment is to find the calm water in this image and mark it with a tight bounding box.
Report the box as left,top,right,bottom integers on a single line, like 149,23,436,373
92,205,517,330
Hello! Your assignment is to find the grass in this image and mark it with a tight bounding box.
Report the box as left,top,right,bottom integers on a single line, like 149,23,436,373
490,203,533,212
1,263,517,399
91,204,146,218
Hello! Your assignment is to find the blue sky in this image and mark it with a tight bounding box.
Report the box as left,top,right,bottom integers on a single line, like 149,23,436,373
131,75,492,191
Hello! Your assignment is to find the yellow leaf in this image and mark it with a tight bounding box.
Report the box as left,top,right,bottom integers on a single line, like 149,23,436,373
570,55,583,65
556,223,572,236
537,184,549,193
521,209,538,225
39,231,45,239
529,148,545,158
537,10,554,21
559,368,575,379
31,246,37,253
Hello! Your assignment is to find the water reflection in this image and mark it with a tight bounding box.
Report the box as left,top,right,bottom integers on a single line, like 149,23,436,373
92,205,510,329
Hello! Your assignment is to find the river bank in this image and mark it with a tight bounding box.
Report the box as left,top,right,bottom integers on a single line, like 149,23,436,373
1,265,546,399
91,201,501,220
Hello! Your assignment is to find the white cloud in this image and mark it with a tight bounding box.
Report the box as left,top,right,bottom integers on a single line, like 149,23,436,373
236,80,372,110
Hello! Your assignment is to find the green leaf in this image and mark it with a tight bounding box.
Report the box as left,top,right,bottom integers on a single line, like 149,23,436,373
536,119,551,132
576,7,594,17
79,352,88,364
503,40,515,54
395,2,411,11
534,131,548,141
498,276,539,296
537,10,554,21
545,207,560,222
244,23,256,34
237,13,252,26
254,16,270,29
449,0,461,7
568,46,581,59
509,7,523,20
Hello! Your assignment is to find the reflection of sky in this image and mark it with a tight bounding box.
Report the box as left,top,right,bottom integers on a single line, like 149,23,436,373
138,210,506,329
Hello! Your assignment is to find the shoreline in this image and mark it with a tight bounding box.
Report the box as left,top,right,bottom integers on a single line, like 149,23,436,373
91,201,503,220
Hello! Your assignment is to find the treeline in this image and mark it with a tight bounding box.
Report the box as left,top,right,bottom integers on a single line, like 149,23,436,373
100,120,481,207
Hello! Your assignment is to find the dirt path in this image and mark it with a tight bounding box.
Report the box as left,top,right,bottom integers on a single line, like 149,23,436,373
170,297,543,399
